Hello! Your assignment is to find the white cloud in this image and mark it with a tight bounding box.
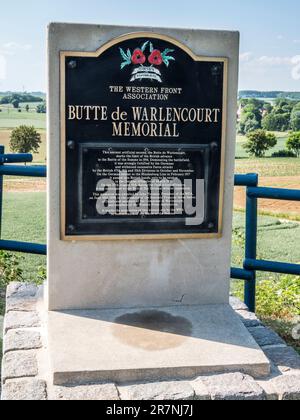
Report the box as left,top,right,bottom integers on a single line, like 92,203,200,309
0,42,32,56
240,53,300,87
293,39,300,44
257,56,293,66
239,52,253,62
277,35,284,40
240,54,295,68
291,55,300,80
0,55,7,80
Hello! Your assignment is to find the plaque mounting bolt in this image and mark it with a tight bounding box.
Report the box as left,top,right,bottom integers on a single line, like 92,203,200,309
67,141,75,150
211,64,220,76
68,225,75,232
68,60,77,69
208,223,215,229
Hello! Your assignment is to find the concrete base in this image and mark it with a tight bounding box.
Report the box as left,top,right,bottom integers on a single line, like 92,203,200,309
48,304,270,385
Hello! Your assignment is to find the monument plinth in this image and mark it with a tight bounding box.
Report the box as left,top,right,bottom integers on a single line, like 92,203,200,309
47,23,270,385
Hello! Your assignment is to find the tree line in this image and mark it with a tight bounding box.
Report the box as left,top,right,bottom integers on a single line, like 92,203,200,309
238,98,300,134
0,93,43,106
0,93,46,114
239,91,300,100
238,98,300,158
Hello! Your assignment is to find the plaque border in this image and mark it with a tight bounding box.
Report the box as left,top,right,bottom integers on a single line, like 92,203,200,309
60,32,228,241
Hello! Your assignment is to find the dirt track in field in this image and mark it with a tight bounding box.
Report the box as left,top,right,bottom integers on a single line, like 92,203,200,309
3,176,300,218
234,176,300,217
4,179,46,192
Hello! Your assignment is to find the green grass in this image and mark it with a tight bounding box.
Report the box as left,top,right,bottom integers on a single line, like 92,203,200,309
232,213,300,352
232,212,300,271
236,131,289,159
1,192,46,282
235,131,300,177
0,104,46,130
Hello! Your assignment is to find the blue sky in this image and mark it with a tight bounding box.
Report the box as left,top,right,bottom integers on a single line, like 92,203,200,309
0,0,300,91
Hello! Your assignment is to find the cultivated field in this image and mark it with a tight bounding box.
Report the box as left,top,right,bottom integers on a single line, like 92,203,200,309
235,176,300,221
234,132,300,219
0,102,46,130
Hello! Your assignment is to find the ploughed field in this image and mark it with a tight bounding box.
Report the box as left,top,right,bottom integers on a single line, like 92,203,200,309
235,133,300,220
234,176,300,221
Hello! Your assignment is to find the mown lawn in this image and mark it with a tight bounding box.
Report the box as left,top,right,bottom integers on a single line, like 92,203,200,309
0,103,46,130
232,212,300,274
1,192,46,284
235,131,300,177
236,131,289,159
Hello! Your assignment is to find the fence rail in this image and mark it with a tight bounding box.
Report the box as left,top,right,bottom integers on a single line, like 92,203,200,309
231,173,300,312
0,147,299,313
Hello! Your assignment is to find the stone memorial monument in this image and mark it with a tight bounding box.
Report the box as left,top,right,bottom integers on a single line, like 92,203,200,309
45,23,270,386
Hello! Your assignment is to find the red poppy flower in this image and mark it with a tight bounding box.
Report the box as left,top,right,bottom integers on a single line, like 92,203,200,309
132,49,146,65
148,50,163,66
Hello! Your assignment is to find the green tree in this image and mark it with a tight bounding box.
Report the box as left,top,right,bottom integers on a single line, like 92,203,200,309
238,98,264,134
286,132,300,157
290,110,300,131
238,112,260,134
243,129,277,158
0,93,43,105
262,114,276,131
12,99,19,109
243,102,263,124
10,126,41,154
36,103,46,114
263,102,273,114
244,117,260,133
262,113,290,131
